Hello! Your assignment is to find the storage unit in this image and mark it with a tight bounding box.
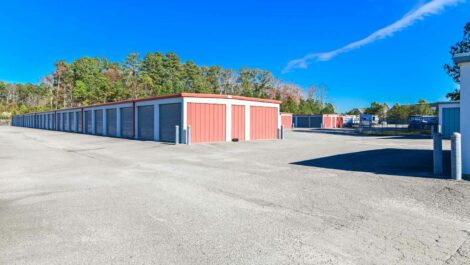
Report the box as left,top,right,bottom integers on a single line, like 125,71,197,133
438,101,460,139
106,109,117,137
76,111,82,132
138,105,154,140
69,112,74,132
281,113,293,129
121,107,134,138
159,103,182,142
452,53,470,176
11,93,281,144
293,114,343,129
85,111,92,134
231,105,245,141
95,109,103,135
187,103,226,143
250,106,278,140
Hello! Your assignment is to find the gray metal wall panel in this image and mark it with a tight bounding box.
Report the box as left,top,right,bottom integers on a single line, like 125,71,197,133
159,103,181,142
95,109,103,135
138,105,154,140
85,111,92,134
120,107,133,138
106,109,117,137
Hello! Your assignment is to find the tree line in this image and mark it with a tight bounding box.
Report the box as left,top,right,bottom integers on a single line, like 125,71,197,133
346,99,435,123
0,52,336,117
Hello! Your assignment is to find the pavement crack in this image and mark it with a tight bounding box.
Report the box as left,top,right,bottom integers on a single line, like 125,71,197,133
442,230,470,264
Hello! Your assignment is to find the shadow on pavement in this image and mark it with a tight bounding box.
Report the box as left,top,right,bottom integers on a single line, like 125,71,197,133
291,148,452,179
292,128,432,139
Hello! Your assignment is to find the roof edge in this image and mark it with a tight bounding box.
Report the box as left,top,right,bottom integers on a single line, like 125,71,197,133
453,52,470,64
14,93,281,115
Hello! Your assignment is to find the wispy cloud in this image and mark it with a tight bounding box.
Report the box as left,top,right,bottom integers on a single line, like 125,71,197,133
283,0,464,73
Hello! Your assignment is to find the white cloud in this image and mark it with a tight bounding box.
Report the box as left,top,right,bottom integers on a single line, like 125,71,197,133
283,0,464,73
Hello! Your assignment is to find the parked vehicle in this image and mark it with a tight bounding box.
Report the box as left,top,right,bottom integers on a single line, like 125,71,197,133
360,114,379,127
407,115,438,130
342,115,359,127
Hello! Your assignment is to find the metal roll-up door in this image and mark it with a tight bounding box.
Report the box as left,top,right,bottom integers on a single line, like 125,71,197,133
95,109,103,135
250,106,278,140
62,113,66,131
120,107,133,138
77,111,82,133
75,111,82,132
309,116,322,128
49,114,53,129
296,116,308,128
138,105,154,140
69,112,73,131
57,113,61,130
106,108,117,137
159,103,181,142
187,103,226,143
85,111,92,134
232,105,245,141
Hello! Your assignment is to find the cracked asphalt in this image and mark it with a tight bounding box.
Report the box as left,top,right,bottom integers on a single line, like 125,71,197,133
1,126,469,265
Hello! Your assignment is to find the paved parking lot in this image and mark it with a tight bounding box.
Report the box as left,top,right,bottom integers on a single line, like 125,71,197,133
1,126,469,265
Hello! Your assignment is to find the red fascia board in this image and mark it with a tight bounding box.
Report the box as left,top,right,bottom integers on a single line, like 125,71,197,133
180,93,282,104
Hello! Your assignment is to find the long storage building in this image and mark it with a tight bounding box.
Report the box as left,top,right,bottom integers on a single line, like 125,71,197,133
11,93,282,144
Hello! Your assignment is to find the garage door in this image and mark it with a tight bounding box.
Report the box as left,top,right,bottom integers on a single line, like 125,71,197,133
106,108,117,137
77,111,82,133
231,105,245,141
62,113,67,131
95,109,103,135
69,112,74,131
138,105,154,140
250,106,278,140
442,107,460,139
120,107,134,138
159,103,181,142
187,103,226,143
281,115,292,129
85,111,92,134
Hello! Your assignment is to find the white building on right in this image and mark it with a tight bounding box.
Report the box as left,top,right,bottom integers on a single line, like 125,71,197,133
453,52,470,176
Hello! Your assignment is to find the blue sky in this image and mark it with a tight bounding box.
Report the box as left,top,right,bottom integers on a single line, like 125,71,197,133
0,0,468,112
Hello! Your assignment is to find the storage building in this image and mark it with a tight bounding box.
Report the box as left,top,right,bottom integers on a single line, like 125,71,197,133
11,93,282,144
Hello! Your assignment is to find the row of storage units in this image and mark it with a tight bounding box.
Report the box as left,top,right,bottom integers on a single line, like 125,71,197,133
293,114,343,129
11,93,282,144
